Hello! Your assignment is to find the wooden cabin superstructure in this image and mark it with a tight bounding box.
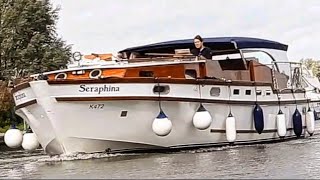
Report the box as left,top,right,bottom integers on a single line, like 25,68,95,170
37,37,293,95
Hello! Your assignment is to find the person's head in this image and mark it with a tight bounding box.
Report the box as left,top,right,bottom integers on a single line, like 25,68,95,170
194,35,204,49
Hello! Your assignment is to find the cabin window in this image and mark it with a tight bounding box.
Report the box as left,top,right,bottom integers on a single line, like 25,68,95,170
265,90,271,96
210,87,220,97
245,90,251,95
139,71,154,77
120,111,128,117
55,73,67,80
242,51,275,69
256,90,262,96
219,59,247,70
185,69,197,79
315,111,320,120
89,69,102,79
233,89,240,95
153,85,170,95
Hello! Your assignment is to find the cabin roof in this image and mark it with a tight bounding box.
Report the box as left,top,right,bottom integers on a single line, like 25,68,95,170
119,37,288,54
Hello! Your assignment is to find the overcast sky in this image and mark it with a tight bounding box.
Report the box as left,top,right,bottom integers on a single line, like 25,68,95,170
50,0,320,61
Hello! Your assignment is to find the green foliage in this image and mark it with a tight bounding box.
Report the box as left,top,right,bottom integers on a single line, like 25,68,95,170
0,0,72,127
0,124,10,133
0,0,72,80
0,81,12,111
300,58,320,79
0,123,24,133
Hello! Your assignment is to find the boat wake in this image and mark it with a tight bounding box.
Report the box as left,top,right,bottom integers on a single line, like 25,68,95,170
0,148,46,164
34,145,256,162
178,136,320,154
178,143,268,154
38,152,137,162
2,135,319,163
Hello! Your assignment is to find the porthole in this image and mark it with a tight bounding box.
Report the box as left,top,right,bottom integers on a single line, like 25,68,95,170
89,69,102,79
210,87,220,96
55,73,67,80
153,85,170,95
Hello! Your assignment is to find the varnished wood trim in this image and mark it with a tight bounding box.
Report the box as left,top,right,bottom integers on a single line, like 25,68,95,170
125,64,185,78
46,78,306,94
199,62,207,78
55,96,308,105
12,82,30,93
47,78,272,87
249,61,255,81
15,99,37,110
210,126,306,133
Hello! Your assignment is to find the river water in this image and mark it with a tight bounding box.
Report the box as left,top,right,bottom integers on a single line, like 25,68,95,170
1,136,320,179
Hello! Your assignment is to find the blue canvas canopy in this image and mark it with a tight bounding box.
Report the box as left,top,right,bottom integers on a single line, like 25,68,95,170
119,37,288,55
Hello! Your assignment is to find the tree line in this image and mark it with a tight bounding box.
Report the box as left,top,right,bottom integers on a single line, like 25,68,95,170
300,58,320,78
0,0,72,131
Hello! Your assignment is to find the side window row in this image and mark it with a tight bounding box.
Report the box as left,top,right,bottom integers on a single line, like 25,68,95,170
151,85,272,97
232,89,272,96
210,88,272,97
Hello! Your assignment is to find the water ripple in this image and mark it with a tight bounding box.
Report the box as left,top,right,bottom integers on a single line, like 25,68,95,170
1,135,320,179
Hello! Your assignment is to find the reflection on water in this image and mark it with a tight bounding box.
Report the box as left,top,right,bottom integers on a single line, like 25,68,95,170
1,136,320,179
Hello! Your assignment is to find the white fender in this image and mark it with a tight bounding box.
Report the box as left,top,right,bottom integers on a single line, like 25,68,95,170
152,111,172,136
276,110,286,138
22,132,39,151
306,109,315,136
193,110,212,130
226,114,236,143
4,128,23,148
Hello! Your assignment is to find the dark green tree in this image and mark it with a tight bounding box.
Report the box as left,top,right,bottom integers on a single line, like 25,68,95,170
0,0,72,127
0,0,72,80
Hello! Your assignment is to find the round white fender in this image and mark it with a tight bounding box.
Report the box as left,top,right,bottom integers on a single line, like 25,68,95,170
276,110,286,138
4,128,23,148
22,132,39,151
152,111,172,136
226,114,236,143
306,109,315,136
193,110,212,130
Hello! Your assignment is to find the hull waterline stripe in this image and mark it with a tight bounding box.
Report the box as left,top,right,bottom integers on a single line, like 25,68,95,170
210,126,306,133
66,135,308,155
55,96,309,105
169,136,305,149
15,99,37,110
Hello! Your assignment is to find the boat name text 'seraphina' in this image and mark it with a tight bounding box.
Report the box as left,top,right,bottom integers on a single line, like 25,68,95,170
79,84,120,94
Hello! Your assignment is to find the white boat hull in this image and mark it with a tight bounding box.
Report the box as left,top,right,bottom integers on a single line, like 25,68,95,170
12,80,318,155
